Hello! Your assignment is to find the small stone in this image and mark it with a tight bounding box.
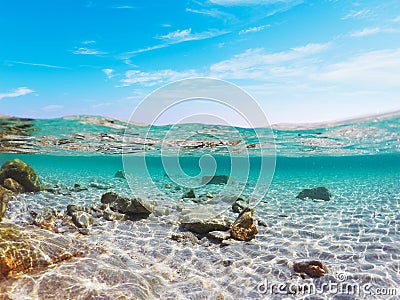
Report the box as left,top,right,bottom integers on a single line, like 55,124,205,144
66,204,89,216
0,159,43,192
207,231,231,242
201,175,229,185
89,180,112,190
171,232,198,245
100,192,154,215
165,183,172,189
72,183,87,192
296,187,331,201
230,207,258,241
102,207,126,221
182,189,196,199
78,228,90,235
293,260,329,278
71,211,94,228
232,197,249,213
0,186,13,221
3,178,24,193
114,170,125,179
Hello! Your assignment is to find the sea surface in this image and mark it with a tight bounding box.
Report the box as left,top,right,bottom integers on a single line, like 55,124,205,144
0,113,399,299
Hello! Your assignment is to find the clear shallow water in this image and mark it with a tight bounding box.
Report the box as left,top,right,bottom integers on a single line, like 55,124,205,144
0,114,399,299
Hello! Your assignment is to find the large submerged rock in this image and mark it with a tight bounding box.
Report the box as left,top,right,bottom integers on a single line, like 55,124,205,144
0,159,43,192
296,186,331,201
201,175,229,185
101,192,154,215
181,212,231,235
0,223,87,280
230,207,258,241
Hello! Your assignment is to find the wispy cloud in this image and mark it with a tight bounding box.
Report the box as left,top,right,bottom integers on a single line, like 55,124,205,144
350,27,398,37
158,28,227,43
185,7,232,19
42,104,64,111
350,27,381,37
316,49,400,89
82,40,96,45
124,44,167,56
239,24,270,35
6,61,67,69
342,9,371,20
102,68,114,79
123,28,228,57
394,16,400,23
73,47,107,55
121,69,198,86
0,87,34,100
209,0,296,5
210,43,330,79
113,5,135,9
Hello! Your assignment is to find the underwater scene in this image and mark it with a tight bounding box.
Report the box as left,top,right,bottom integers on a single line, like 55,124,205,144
0,112,399,299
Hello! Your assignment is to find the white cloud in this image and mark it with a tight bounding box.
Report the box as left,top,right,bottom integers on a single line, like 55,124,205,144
209,0,294,5
82,40,96,44
210,43,329,78
239,24,270,35
394,16,400,23
162,23,172,27
0,87,34,100
185,7,232,19
73,47,107,55
124,28,228,56
121,69,198,86
350,27,398,37
102,68,114,79
342,9,371,20
114,5,135,9
42,105,64,111
158,28,227,43
350,27,381,37
7,61,67,69
316,49,400,89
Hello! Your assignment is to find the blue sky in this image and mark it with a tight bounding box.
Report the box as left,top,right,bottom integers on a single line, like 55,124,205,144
0,0,399,125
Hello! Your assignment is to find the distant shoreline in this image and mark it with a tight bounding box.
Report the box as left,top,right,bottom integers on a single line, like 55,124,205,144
1,109,399,130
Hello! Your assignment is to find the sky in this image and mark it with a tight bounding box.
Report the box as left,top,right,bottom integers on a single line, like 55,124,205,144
0,0,399,125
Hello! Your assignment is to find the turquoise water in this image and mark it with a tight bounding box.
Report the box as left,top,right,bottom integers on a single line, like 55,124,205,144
0,113,399,299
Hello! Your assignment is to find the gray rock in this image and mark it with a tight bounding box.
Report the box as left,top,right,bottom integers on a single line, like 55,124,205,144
102,207,125,221
296,186,331,201
171,232,198,245
66,204,89,216
207,230,231,242
114,170,125,179
0,186,13,221
72,183,87,192
71,211,94,228
0,159,43,192
201,175,229,185
100,192,154,215
181,215,231,235
232,197,249,213
182,188,196,199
